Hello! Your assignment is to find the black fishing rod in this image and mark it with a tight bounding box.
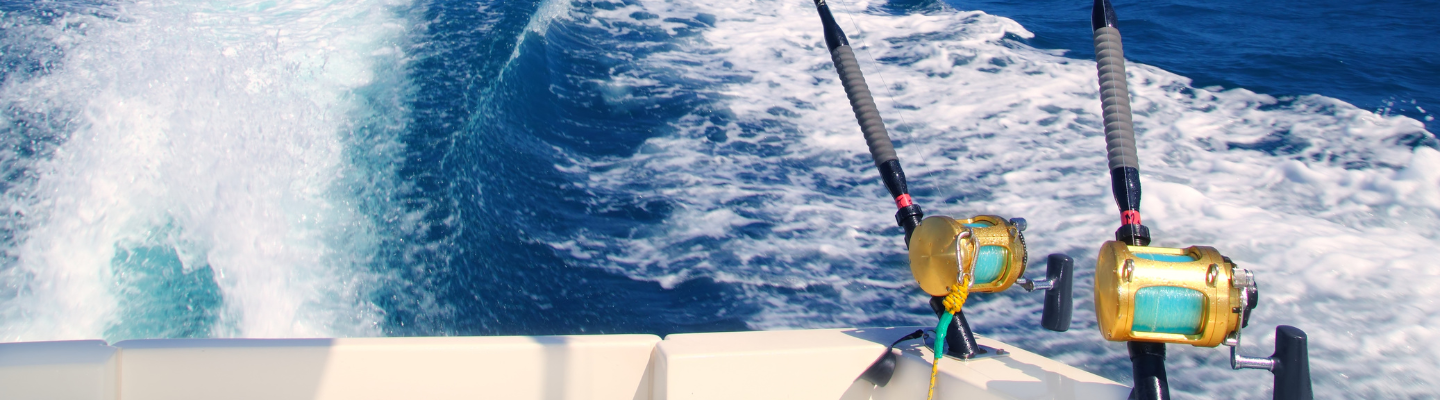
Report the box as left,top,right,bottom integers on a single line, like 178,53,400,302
811,0,979,362
810,2,1073,397
1088,1,1167,397
812,0,924,244
1087,1,1311,399
1091,0,1149,248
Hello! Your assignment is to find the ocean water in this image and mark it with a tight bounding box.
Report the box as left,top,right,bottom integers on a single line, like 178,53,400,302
0,0,1435,398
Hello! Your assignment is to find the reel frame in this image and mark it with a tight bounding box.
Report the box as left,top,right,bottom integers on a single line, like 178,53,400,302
908,215,1028,296
1094,242,1250,347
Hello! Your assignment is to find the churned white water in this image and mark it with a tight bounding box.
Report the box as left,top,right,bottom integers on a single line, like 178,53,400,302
550,0,1439,398
0,0,413,340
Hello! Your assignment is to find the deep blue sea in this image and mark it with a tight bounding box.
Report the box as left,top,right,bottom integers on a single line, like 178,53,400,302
0,0,1435,398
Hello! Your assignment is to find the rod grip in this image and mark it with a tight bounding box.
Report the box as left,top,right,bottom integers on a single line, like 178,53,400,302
1093,0,1150,245
1093,28,1138,172
830,45,898,166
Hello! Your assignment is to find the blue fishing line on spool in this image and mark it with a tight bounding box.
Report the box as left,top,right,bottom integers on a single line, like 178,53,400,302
1132,286,1204,334
1133,253,1196,263
961,222,993,228
973,246,1007,284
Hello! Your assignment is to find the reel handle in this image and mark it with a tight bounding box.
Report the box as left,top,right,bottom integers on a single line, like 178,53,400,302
1234,326,1312,400
1020,254,1075,332
1272,326,1313,400
1041,254,1074,332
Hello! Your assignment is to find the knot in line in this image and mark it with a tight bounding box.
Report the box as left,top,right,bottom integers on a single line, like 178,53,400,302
942,281,970,314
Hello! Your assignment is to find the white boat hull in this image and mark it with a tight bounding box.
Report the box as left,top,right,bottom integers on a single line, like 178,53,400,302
0,327,1127,399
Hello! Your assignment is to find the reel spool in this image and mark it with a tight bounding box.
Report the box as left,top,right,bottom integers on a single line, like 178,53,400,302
1094,242,1255,347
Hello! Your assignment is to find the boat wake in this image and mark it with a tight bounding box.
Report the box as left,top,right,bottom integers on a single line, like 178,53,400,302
0,0,415,340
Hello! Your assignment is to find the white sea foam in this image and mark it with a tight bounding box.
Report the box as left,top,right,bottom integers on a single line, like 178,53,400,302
549,0,1438,397
0,0,414,340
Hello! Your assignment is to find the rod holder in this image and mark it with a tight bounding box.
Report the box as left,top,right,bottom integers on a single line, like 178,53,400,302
929,297,980,359
1128,341,1170,400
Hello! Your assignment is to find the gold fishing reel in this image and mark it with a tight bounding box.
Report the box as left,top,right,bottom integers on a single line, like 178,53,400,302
1094,242,1258,347
908,215,1028,296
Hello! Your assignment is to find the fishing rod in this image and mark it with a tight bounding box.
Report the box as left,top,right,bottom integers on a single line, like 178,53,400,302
812,0,923,244
809,0,1073,396
1086,1,1312,399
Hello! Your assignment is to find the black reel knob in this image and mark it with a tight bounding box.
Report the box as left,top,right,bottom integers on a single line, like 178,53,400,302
1041,254,1074,332
1021,253,1075,332
1272,326,1313,400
